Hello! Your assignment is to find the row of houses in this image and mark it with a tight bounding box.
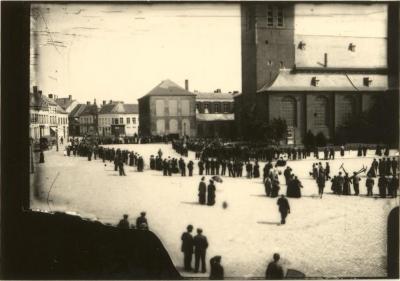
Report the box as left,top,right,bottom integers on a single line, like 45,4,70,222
29,81,237,141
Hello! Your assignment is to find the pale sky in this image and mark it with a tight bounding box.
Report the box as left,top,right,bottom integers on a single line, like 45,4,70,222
31,3,387,104
30,3,242,104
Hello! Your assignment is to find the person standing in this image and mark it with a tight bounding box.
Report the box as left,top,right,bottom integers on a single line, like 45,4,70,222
207,180,216,206
392,157,398,175
366,175,375,196
317,170,325,198
277,195,290,225
209,256,224,280
181,224,194,271
265,253,284,279
340,145,345,157
388,175,399,198
118,158,126,176
198,177,207,205
271,176,280,198
264,177,272,197
351,172,361,195
117,214,130,229
193,228,209,273
188,160,194,177
378,175,388,198
136,212,148,230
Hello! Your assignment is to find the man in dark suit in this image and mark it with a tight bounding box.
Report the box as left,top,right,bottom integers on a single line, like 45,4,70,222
181,225,194,271
265,253,284,279
277,195,290,225
198,177,207,205
194,228,208,273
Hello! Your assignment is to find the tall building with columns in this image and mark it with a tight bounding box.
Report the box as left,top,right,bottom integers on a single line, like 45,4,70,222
235,2,398,144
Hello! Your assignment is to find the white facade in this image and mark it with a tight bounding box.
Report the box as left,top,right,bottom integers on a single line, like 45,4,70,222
98,113,139,136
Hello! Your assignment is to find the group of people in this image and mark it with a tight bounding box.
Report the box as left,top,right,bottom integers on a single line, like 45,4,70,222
117,212,149,230
198,177,216,206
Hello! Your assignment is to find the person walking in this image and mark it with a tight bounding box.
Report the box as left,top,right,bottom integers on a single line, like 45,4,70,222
277,195,290,225
194,228,209,273
264,177,272,197
265,253,284,279
188,160,194,177
198,177,207,205
181,224,194,271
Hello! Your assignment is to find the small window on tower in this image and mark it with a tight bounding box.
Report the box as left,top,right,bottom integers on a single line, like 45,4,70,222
298,41,306,50
311,76,320,86
363,77,372,87
348,43,356,52
267,6,273,27
277,7,284,27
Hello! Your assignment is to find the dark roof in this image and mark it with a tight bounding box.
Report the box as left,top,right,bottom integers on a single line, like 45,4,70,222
70,104,87,118
139,79,195,99
80,104,98,116
55,98,75,110
29,93,48,110
30,93,67,114
99,102,138,114
123,104,138,114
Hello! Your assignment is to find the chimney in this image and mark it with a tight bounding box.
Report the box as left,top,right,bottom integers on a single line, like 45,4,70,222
33,86,38,94
94,98,97,105
103,100,106,105
214,89,221,93
68,95,72,100
185,79,189,91
48,94,53,99
324,53,328,67
87,101,91,105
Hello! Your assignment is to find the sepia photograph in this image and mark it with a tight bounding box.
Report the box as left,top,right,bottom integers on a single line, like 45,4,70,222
1,0,399,279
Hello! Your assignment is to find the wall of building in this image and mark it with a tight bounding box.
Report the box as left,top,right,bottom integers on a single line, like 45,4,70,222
149,96,196,137
305,93,334,138
197,121,235,138
268,93,305,144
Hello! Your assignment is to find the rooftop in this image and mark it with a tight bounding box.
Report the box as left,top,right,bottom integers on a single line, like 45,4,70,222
99,102,138,114
258,69,388,92
195,92,236,101
139,79,195,99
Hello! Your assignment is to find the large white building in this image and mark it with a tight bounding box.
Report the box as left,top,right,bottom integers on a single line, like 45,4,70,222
98,101,139,137
29,86,69,141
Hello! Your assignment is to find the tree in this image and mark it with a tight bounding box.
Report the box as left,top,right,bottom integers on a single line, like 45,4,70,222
303,130,315,149
315,132,327,147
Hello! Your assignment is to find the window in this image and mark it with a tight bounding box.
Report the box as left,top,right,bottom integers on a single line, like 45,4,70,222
169,119,178,133
156,100,165,116
114,118,119,125
126,117,130,124
277,7,284,27
314,96,329,126
181,100,190,115
120,117,123,124
340,96,355,124
214,103,221,113
132,117,136,124
204,103,210,114
223,103,230,113
267,6,273,27
196,103,200,113
280,97,297,127
169,100,178,116
156,119,165,134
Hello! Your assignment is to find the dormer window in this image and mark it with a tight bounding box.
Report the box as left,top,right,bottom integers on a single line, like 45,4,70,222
363,77,372,87
298,41,306,50
311,76,320,86
348,43,356,52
